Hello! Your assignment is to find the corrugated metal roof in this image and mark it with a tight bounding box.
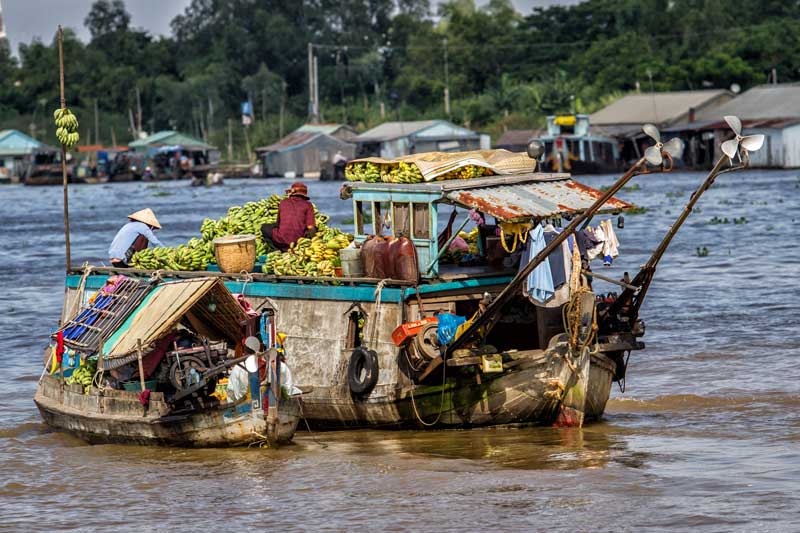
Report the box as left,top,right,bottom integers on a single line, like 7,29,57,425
0,129,46,156
590,90,732,127
494,129,542,147
256,131,320,152
296,123,352,136
446,178,633,221
695,83,800,122
665,117,800,133
355,120,439,142
129,130,216,150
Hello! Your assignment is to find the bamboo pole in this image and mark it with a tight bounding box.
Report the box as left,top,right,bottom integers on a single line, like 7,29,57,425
137,339,146,392
57,26,71,272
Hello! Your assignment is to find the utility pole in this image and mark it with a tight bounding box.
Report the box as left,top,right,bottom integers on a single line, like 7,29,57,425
93,98,99,146
443,37,451,117
207,95,214,138
308,42,315,121
313,52,320,122
135,86,142,136
279,80,287,138
127,108,136,139
110,127,117,148
227,118,233,161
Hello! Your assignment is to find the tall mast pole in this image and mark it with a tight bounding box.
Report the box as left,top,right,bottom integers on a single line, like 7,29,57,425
57,26,71,272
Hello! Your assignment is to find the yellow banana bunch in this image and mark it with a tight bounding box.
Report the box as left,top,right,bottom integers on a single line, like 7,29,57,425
53,108,80,149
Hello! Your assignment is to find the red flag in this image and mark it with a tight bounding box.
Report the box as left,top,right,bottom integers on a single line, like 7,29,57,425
55,331,65,364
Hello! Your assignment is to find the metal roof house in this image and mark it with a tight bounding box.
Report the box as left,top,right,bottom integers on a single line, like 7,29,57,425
668,84,800,168
255,130,355,179
129,131,219,161
494,129,542,152
355,120,490,159
295,123,357,143
589,90,732,164
0,129,50,184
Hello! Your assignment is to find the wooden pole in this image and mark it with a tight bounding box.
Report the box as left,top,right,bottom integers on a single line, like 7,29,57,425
57,26,71,272
136,339,146,392
446,157,650,355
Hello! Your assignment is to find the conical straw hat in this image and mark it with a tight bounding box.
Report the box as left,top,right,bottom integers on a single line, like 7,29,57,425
128,208,161,229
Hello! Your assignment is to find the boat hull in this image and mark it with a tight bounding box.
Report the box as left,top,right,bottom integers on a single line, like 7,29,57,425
300,344,617,430
34,374,299,447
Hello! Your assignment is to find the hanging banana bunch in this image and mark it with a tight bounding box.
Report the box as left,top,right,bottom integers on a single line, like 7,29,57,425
53,108,80,150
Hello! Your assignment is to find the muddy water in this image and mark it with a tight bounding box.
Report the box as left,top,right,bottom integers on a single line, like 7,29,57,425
0,171,798,531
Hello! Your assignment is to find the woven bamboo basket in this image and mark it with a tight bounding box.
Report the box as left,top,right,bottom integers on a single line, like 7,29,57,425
213,234,257,273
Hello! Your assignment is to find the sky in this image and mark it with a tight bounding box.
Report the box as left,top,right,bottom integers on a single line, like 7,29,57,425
2,0,579,55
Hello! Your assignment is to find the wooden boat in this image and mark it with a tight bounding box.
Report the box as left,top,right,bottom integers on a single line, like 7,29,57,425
36,277,301,447
35,373,300,447
24,148,70,185
41,126,758,435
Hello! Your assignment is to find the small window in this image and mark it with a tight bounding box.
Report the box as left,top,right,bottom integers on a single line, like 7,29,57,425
373,202,391,235
393,203,410,237
355,201,365,235
413,203,430,239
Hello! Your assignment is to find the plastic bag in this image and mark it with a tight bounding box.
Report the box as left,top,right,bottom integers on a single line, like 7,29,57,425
437,313,467,346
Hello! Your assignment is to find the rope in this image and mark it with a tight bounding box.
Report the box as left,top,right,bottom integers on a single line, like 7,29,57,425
298,399,328,448
366,279,390,348
408,352,448,427
238,271,254,295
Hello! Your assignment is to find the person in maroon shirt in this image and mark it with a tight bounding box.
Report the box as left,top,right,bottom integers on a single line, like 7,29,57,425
261,182,316,251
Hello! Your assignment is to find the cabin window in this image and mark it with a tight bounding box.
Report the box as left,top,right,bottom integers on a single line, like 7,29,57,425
373,202,391,235
355,201,365,235
413,203,430,239
346,310,366,349
393,202,411,237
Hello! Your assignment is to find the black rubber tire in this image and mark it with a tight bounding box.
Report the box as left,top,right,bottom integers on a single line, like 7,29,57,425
347,347,379,396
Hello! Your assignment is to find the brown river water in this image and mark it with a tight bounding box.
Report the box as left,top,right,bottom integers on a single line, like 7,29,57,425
0,171,798,531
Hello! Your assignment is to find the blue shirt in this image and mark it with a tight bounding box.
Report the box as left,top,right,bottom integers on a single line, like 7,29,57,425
108,221,164,260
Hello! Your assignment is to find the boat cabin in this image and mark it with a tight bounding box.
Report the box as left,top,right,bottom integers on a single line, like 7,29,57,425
343,172,631,278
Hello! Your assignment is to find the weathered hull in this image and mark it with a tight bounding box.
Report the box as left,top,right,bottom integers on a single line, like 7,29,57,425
301,344,617,429
34,374,299,447
60,270,634,433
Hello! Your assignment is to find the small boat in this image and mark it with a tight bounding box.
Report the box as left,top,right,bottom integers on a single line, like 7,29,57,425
536,115,621,174
35,277,301,447
24,148,71,185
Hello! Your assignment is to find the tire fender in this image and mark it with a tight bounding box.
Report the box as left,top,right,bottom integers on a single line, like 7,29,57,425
347,347,379,396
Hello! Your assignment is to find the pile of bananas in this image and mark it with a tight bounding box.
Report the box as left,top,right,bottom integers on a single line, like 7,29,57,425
65,360,96,394
440,227,480,264
130,241,212,271
53,108,80,149
262,230,353,277
130,194,349,275
345,161,491,184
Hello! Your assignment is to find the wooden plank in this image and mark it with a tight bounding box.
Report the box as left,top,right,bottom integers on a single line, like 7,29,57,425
417,356,443,382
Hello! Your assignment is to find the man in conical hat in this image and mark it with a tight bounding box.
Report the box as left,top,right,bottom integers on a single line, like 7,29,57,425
108,208,165,268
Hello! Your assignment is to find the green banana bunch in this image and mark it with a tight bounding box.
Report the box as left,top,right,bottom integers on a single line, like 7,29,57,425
131,193,351,276
65,359,97,394
346,161,491,184
53,108,80,149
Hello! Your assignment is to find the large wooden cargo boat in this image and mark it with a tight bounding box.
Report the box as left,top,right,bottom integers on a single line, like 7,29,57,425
37,123,760,442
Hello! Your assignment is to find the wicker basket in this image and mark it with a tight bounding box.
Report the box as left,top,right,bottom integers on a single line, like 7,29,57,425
213,234,257,273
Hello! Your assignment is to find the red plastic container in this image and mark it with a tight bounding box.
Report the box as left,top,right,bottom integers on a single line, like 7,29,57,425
362,235,390,279
387,236,419,282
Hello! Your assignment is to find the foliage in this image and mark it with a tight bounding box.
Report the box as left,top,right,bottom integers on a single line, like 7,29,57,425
2,0,799,151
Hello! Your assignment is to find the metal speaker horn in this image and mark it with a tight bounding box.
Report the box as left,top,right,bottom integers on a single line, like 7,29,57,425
721,116,765,160
642,124,685,166
527,140,545,159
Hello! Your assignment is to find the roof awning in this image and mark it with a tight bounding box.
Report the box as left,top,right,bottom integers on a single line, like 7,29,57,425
446,178,633,222
100,278,247,369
